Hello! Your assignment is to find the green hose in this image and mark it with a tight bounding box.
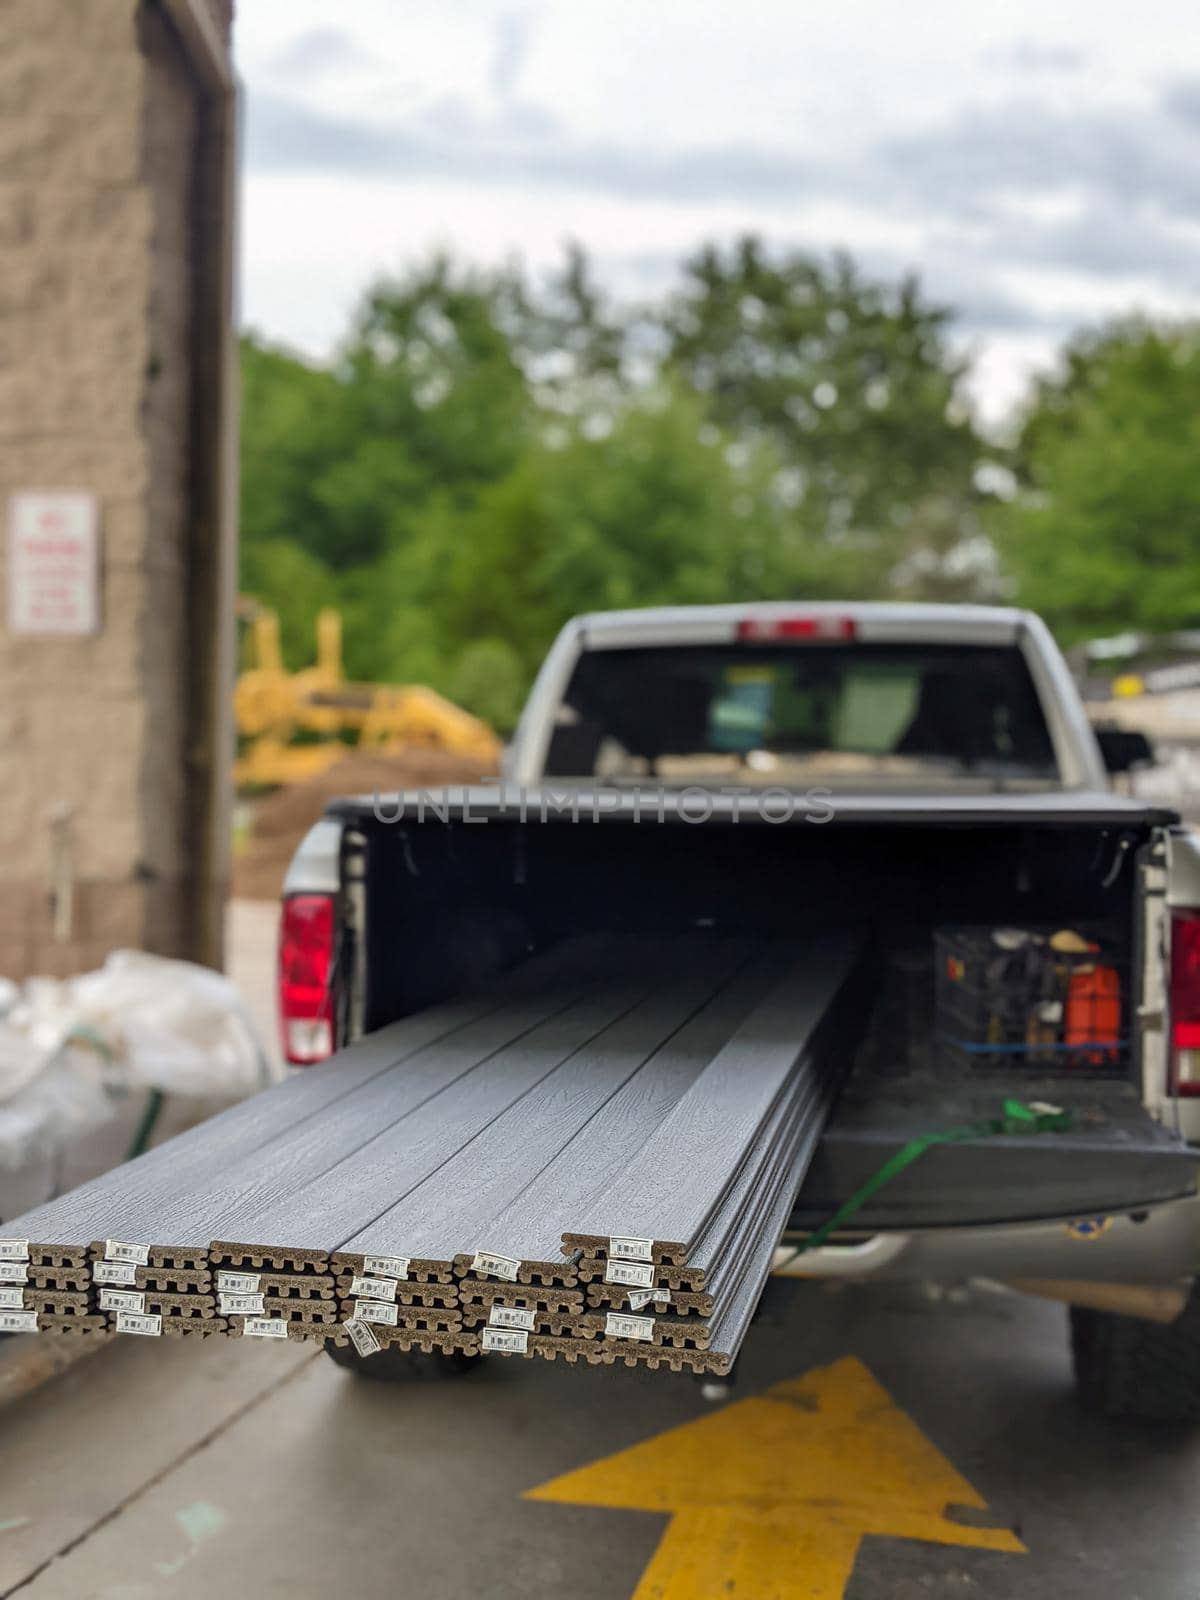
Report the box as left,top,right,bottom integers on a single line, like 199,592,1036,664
125,1089,165,1162
62,1025,165,1164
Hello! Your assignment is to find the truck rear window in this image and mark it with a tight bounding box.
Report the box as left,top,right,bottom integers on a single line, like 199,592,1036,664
544,642,1059,784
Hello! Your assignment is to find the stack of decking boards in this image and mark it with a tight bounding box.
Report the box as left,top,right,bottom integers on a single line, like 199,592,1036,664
0,930,864,1375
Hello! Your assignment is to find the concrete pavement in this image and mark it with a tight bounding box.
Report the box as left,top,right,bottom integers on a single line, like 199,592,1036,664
3,1277,1200,1599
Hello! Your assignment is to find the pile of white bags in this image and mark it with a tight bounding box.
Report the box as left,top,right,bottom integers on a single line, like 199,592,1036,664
0,951,271,1171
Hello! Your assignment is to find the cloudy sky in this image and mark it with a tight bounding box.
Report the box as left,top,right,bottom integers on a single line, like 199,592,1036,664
236,0,1200,422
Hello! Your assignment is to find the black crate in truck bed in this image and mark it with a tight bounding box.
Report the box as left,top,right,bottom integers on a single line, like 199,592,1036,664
935,925,1128,1077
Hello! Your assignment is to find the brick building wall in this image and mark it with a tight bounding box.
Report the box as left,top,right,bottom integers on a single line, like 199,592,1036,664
0,0,235,979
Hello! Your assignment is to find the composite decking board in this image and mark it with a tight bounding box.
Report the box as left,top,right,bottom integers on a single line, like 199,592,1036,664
8,932,853,1379
700,1087,839,1369
326,1309,464,1341
209,1244,330,1273
180,983,604,1251
578,1071,816,1321
227,1272,336,1298
672,1077,827,1334
519,1333,728,1374
193,970,663,1254
340,942,755,1266
573,1069,817,1302
463,1031,818,1303
13,1268,91,1293
2,939,606,1248
627,1043,849,1368
587,1284,713,1315
669,1032,841,1281
459,1283,583,1314
436,946,784,1269
588,1039,841,1322
562,933,864,1261
2,995,508,1248
32,1315,110,1338
333,1284,460,1307
59,952,615,1254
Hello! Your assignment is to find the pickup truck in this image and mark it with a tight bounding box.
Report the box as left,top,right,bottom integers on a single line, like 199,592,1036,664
279,602,1200,1418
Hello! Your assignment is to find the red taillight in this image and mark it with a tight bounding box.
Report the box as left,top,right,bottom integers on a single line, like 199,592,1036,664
278,894,335,1065
737,614,857,642
1169,911,1200,1095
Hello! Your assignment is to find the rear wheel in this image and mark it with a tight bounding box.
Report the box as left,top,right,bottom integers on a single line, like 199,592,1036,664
1070,1287,1200,1421
325,1341,480,1382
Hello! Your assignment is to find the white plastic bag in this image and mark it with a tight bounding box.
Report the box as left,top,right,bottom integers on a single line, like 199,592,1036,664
62,951,271,1098
0,1048,112,1172
0,951,271,1171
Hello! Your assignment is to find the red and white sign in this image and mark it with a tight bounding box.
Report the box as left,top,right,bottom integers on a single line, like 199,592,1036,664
8,492,100,636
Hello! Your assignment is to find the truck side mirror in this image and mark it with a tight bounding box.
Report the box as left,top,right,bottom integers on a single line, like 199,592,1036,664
1094,724,1155,775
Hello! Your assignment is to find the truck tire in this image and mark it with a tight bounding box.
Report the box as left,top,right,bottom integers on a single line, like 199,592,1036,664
325,1342,480,1382
1070,1289,1200,1421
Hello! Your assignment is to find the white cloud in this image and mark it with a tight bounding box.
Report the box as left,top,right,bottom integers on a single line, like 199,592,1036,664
234,0,1200,422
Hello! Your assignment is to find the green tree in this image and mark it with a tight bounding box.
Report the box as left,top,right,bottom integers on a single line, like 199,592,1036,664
340,256,533,507
448,638,528,733
658,237,990,597
504,240,628,414
239,336,358,589
426,386,810,684
995,320,1200,640
239,538,337,670
239,242,1007,720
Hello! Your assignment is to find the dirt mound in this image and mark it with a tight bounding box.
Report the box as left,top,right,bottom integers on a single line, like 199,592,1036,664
232,750,493,902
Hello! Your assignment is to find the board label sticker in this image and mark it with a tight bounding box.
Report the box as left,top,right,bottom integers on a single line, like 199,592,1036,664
93,1260,138,1286
115,1311,161,1337
346,1317,381,1357
472,1250,521,1282
105,1240,150,1266
354,1299,399,1326
349,1275,397,1302
0,1261,29,1284
0,1309,39,1334
482,1327,529,1354
605,1311,655,1341
0,1238,29,1261
488,1304,536,1331
362,1254,410,1281
99,1288,145,1313
217,1271,261,1295
0,1287,26,1309
219,1292,265,1316
627,1287,670,1311
243,1317,288,1339
604,1259,654,1288
608,1236,654,1262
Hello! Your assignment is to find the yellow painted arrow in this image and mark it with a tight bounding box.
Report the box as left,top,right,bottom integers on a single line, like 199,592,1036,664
527,1356,1025,1598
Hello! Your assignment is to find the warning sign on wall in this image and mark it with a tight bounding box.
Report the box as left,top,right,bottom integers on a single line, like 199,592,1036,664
8,492,100,636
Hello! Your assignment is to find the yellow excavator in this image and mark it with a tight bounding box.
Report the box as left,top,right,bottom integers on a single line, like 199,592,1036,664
234,601,501,787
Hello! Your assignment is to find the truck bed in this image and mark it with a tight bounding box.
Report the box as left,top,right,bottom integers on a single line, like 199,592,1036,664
323,791,1192,1239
